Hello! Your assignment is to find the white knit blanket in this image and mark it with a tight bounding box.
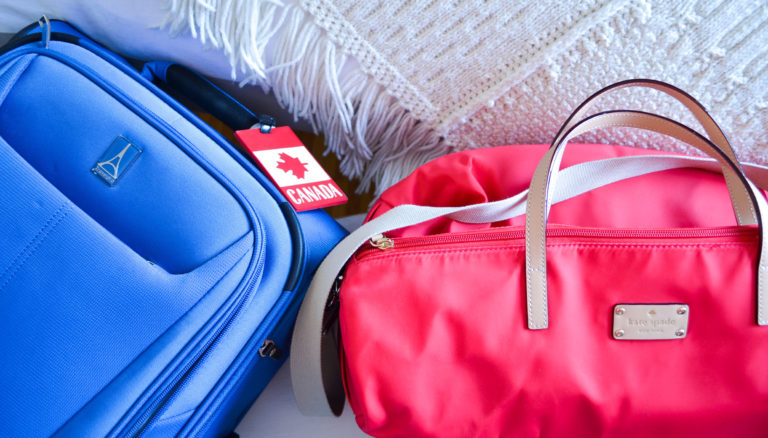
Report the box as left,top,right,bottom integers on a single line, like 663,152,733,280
172,0,767,192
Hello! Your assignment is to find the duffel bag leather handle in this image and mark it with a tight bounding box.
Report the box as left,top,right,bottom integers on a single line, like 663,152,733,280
525,110,768,330
551,79,757,226
554,80,738,161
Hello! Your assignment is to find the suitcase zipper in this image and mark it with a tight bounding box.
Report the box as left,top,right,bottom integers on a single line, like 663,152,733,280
361,225,758,257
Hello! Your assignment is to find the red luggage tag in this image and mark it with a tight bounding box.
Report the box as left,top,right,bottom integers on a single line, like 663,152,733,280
235,126,348,212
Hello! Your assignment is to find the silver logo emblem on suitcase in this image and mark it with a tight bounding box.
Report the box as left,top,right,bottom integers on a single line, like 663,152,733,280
92,136,142,186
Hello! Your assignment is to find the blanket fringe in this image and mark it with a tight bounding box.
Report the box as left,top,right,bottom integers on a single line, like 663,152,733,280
163,0,449,193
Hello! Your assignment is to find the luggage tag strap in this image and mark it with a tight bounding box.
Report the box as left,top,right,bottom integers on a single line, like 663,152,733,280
249,114,276,134
291,128,768,416
525,110,768,329
37,16,51,49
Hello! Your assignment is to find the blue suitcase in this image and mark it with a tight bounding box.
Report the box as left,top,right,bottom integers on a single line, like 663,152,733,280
0,19,347,437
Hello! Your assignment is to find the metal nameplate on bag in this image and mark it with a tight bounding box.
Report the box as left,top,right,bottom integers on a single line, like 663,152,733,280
612,304,689,340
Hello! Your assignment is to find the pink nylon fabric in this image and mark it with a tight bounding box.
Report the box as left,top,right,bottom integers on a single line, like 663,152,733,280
339,144,768,437
367,144,741,233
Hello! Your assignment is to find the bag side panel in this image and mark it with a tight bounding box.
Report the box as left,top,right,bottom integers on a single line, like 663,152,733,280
340,238,768,438
369,144,741,237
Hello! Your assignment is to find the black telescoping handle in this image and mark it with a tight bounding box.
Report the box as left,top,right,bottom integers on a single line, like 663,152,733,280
150,62,275,133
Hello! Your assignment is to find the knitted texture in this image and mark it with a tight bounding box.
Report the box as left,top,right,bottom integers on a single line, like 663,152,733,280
165,0,768,193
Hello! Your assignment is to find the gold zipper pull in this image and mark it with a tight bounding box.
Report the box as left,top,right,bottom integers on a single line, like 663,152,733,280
369,233,394,250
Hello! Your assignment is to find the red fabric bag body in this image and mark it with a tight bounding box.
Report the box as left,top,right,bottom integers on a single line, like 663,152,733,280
290,80,768,438
340,144,768,437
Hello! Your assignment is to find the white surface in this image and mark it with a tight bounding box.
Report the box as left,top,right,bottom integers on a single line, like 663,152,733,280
235,363,368,438
4,0,766,197
168,0,768,194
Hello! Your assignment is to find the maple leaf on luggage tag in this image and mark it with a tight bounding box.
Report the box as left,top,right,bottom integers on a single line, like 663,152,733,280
276,153,309,179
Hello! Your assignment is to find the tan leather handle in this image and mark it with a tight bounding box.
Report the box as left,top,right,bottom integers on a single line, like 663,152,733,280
525,110,768,330
551,79,756,226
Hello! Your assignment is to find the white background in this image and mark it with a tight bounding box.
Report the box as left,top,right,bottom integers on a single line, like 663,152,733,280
236,364,368,438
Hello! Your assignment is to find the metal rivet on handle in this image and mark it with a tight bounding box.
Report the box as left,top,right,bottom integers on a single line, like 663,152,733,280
615,307,626,315
677,307,687,315
615,330,625,338
675,329,686,337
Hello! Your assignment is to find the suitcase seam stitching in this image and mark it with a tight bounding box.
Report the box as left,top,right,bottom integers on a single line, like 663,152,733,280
0,202,70,293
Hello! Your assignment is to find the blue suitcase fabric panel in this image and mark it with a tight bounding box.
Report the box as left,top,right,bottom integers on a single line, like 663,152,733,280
0,50,249,274
0,134,255,437
0,35,299,436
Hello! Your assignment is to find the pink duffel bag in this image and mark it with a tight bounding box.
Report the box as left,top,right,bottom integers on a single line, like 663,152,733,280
291,80,768,437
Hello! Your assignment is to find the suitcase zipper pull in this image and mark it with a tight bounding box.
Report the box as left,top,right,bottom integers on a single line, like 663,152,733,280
249,114,276,134
370,233,394,250
258,340,283,360
37,15,51,49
